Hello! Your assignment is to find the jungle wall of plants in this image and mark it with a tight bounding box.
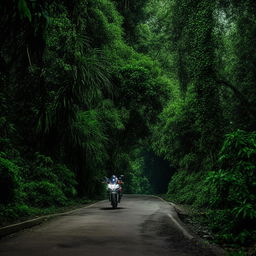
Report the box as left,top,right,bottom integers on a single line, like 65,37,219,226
0,0,166,222
0,0,256,251
143,0,256,251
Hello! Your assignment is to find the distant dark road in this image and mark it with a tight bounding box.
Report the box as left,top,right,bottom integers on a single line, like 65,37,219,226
0,195,222,256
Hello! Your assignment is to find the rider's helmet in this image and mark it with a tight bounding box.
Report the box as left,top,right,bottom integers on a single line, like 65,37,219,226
110,175,117,184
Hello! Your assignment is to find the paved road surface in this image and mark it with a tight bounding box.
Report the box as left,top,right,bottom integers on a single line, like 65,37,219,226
0,195,222,256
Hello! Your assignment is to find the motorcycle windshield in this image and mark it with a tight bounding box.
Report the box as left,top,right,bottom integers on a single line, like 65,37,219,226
109,178,117,184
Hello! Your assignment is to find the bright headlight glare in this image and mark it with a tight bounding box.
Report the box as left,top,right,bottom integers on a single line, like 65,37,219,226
107,184,119,190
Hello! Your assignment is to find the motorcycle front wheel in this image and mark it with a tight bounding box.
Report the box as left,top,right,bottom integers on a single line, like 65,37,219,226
111,193,118,209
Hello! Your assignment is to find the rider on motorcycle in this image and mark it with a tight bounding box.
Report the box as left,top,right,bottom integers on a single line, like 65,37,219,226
106,175,124,202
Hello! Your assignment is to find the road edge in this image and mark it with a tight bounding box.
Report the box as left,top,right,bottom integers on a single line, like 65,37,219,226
152,195,226,256
0,201,103,238
151,195,194,240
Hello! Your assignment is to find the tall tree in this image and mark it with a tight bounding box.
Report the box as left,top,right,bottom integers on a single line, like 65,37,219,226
171,0,223,166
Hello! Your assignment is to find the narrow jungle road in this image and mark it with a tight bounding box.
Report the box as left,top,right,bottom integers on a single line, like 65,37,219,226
0,195,222,256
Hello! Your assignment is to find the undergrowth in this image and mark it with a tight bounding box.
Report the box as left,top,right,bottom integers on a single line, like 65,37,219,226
0,150,98,227
165,130,256,255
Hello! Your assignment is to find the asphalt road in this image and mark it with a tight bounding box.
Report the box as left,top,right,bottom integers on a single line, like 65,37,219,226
0,195,222,256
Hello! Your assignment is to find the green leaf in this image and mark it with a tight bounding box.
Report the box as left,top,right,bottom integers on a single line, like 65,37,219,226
18,0,32,22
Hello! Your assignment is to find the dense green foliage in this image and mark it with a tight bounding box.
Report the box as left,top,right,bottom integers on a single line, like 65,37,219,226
0,0,168,220
167,130,256,247
1,0,256,253
145,0,256,251
0,156,21,204
206,130,256,244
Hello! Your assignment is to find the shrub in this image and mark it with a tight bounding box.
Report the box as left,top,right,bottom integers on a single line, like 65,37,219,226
0,157,21,204
205,130,256,245
167,170,212,206
128,157,152,194
28,152,57,183
27,153,77,199
207,131,256,217
166,130,256,246
23,181,67,207
53,164,77,198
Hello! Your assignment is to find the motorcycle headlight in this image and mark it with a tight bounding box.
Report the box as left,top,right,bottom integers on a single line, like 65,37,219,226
107,184,120,191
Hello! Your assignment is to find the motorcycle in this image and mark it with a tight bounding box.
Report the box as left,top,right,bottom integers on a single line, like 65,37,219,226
104,175,124,209
107,179,120,209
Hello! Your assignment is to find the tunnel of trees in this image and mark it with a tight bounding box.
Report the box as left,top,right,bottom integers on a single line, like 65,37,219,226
0,0,256,253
